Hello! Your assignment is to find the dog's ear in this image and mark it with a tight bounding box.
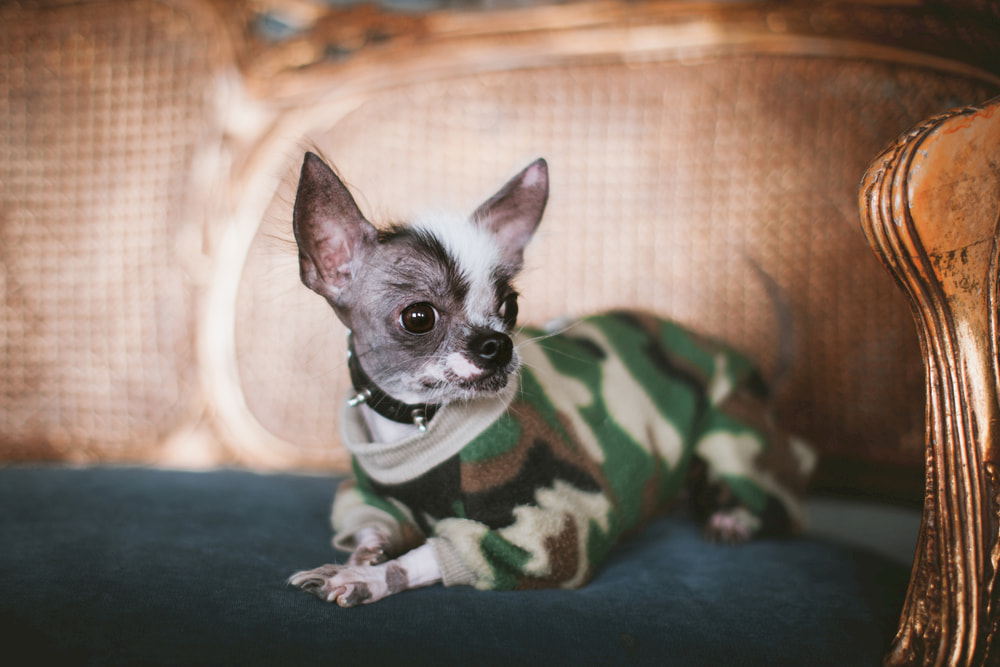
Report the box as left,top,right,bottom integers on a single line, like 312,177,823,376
292,152,377,301
472,158,548,270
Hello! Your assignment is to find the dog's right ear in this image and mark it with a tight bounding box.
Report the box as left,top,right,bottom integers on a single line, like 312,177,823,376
472,158,548,271
292,153,377,301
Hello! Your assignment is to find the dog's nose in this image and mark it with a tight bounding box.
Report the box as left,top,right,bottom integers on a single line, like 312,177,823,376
470,331,513,369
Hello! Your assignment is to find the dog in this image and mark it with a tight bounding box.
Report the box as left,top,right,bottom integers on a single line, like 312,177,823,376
288,153,815,606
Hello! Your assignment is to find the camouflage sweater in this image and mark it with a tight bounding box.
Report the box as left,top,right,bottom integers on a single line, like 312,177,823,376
332,312,811,591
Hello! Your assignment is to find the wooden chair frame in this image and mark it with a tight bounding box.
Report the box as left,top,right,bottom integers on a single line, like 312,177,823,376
861,96,1000,666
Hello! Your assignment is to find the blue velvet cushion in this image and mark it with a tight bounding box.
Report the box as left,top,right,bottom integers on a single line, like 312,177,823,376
0,467,906,666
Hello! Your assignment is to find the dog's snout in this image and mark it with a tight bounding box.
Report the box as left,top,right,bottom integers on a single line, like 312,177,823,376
470,331,513,369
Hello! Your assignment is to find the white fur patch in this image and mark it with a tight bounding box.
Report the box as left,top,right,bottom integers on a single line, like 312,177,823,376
410,212,503,327
395,543,442,588
446,352,483,379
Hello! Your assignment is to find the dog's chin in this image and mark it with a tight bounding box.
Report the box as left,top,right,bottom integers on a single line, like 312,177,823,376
423,368,516,404
459,371,511,395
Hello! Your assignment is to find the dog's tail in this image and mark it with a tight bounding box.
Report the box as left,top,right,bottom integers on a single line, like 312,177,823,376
746,257,795,396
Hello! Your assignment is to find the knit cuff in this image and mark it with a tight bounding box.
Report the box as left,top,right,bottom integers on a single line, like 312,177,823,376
427,537,478,588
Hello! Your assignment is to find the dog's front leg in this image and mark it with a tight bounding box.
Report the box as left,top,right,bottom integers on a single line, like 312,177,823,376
290,543,442,607
346,526,391,566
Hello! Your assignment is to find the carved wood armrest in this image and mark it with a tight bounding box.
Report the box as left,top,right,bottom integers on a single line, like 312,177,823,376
860,96,1000,666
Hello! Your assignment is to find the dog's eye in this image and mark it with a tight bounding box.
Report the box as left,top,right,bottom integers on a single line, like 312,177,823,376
499,293,519,328
400,302,437,334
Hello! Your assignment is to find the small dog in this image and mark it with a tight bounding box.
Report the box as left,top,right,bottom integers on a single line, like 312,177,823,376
289,153,814,606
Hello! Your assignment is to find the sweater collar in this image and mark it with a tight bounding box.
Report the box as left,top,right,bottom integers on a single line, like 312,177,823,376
340,373,520,485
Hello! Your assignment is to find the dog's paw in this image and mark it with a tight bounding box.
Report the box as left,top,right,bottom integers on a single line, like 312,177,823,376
348,543,387,566
704,507,762,544
289,562,406,607
347,527,390,566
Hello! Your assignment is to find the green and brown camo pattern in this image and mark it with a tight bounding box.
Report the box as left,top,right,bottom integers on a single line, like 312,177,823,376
337,311,814,591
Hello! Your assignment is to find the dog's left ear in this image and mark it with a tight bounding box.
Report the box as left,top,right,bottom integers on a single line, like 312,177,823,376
292,152,378,304
472,158,548,270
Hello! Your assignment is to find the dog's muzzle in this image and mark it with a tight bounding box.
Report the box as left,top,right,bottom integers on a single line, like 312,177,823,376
469,330,513,372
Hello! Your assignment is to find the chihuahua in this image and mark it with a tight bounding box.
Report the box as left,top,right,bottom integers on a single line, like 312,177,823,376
288,154,814,606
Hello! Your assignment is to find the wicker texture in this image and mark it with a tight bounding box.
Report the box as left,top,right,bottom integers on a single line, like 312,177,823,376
2,0,997,483
0,1,222,461
236,55,996,471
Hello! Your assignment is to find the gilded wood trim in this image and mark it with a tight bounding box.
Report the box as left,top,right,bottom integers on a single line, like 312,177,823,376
860,97,1000,666
234,1,1000,94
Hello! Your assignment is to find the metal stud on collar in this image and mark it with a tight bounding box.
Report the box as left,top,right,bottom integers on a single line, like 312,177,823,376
412,410,428,433
347,389,371,408
344,334,440,430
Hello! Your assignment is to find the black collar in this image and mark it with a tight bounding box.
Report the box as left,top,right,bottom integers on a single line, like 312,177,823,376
346,335,440,431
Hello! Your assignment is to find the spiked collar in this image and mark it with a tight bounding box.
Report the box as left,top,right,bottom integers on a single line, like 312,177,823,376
346,335,440,432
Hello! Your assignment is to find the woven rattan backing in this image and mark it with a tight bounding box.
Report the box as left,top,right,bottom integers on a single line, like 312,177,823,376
0,1,222,461
236,54,997,474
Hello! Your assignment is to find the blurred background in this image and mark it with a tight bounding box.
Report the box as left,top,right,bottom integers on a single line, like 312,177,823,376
1,1,998,533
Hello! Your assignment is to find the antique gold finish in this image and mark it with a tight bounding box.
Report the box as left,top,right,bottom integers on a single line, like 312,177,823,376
860,96,1000,666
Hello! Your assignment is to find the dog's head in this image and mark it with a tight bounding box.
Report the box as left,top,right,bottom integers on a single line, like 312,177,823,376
292,153,548,405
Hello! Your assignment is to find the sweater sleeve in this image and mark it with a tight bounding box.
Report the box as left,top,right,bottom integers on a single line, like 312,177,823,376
329,475,575,591
330,464,424,557
428,479,614,591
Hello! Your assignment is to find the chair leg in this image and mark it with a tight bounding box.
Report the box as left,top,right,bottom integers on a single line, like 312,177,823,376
859,97,1000,667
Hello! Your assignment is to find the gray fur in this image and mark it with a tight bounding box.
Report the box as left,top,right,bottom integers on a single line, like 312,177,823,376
292,154,549,406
